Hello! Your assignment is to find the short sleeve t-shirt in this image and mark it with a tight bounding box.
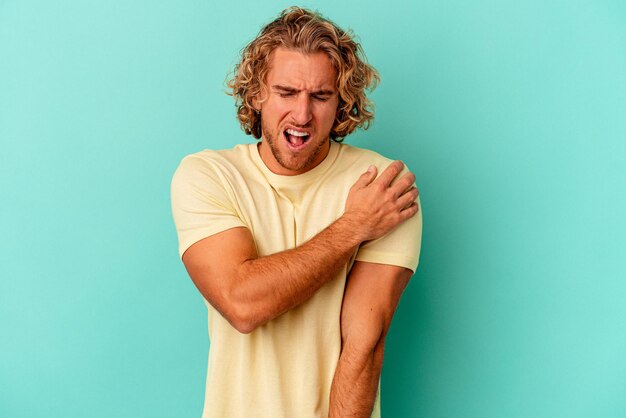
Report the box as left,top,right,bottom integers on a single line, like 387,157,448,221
170,140,422,418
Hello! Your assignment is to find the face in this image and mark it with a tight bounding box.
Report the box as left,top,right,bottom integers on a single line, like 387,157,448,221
255,47,339,176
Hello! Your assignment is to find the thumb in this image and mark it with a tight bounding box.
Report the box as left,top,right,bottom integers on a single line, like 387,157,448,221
355,165,377,187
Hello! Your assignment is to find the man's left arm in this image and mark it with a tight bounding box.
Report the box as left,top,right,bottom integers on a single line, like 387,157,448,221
328,261,413,418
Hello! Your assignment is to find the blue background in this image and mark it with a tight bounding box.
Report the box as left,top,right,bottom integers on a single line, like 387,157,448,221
1,1,625,417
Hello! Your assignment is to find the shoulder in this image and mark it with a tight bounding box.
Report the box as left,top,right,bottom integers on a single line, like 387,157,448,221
338,142,390,160
335,142,399,173
173,144,252,181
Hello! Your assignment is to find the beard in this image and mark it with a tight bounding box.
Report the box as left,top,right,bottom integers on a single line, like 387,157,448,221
261,118,329,174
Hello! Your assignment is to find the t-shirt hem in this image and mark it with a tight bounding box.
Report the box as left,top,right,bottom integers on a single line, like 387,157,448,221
178,222,247,259
354,249,418,273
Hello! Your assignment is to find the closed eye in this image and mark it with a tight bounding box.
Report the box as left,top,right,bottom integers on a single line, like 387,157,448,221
277,92,331,101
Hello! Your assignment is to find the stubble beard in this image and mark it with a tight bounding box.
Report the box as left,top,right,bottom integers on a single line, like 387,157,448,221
261,119,329,173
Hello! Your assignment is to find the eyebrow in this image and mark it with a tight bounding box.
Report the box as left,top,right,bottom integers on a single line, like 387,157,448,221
271,84,335,96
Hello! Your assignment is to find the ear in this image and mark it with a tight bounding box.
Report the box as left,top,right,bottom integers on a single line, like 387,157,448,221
252,83,270,112
251,96,261,112
252,89,268,112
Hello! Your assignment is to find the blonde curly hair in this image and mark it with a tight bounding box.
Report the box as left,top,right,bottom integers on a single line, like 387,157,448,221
226,6,380,142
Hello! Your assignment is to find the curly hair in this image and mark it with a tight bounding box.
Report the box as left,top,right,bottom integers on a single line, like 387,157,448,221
226,6,380,142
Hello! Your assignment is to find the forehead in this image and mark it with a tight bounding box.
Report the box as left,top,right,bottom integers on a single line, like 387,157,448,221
266,47,337,91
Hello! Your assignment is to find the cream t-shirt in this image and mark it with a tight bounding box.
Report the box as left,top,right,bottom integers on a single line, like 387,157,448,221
171,140,422,418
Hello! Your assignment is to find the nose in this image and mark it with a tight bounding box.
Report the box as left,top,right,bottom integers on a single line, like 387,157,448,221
291,94,312,126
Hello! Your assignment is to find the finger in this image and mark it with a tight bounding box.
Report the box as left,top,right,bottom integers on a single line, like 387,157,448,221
399,201,419,219
397,187,419,209
374,160,404,187
353,165,378,188
391,172,417,198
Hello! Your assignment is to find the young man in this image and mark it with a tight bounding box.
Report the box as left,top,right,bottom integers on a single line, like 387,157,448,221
171,7,422,418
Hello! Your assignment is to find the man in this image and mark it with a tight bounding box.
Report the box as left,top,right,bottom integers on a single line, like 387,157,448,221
170,6,422,418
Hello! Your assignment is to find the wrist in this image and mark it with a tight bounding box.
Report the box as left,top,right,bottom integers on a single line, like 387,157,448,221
337,212,369,245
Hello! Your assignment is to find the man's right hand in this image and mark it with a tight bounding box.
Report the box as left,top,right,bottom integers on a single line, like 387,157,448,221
343,160,420,242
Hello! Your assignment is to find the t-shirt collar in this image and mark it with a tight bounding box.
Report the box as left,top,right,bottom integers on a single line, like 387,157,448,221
250,140,339,188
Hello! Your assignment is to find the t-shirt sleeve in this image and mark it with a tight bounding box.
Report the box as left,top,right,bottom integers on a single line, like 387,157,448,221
354,167,423,273
170,154,247,260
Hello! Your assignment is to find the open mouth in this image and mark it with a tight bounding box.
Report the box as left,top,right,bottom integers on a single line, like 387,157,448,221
283,128,311,150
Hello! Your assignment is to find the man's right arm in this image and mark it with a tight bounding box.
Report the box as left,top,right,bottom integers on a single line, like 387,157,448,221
180,160,419,333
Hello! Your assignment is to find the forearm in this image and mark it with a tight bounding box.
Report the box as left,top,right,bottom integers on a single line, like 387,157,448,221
230,214,365,331
183,162,417,333
329,339,386,418
328,262,413,416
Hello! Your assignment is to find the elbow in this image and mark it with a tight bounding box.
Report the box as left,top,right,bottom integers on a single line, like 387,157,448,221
341,320,387,357
217,265,266,334
230,311,257,334
222,291,262,334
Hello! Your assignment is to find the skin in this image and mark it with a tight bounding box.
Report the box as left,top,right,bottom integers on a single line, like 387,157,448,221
328,262,413,417
253,47,339,175
182,47,419,417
